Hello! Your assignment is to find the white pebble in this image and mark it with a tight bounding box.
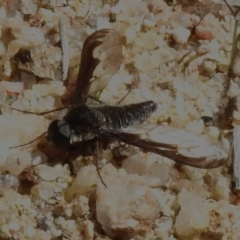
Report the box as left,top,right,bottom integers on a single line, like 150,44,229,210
186,120,204,135
111,5,121,14
233,57,240,77
172,26,190,44
24,226,35,237
143,19,156,28
66,219,75,229
34,165,60,181
208,126,220,140
96,17,111,30
9,221,20,231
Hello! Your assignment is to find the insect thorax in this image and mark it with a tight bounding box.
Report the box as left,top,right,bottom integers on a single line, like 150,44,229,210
64,104,105,134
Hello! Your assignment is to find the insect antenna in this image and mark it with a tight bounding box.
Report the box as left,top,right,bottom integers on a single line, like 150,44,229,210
0,100,68,115
10,132,47,149
96,141,107,188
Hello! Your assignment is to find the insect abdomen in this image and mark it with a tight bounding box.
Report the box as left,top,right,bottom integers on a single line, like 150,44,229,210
98,101,157,129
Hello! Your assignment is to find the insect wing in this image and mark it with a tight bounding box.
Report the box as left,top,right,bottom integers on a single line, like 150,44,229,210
72,28,122,105
101,124,228,169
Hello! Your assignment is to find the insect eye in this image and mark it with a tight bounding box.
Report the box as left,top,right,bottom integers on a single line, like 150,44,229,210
47,120,71,148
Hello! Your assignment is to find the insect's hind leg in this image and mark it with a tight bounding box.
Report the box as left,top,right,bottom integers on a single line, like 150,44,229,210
96,141,107,188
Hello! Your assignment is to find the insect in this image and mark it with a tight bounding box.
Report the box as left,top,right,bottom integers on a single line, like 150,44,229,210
47,28,229,169
15,28,228,169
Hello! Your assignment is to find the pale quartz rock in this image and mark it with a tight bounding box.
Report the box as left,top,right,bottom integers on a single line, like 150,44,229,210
0,189,38,239
145,163,180,187
134,47,177,72
152,189,176,216
122,154,147,175
14,44,62,79
143,19,156,28
9,220,20,232
0,114,46,174
185,120,204,135
169,11,200,28
208,201,240,238
76,3,90,17
30,80,66,97
1,152,32,176
39,0,67,8
0,7,7,22
175,189,210,236
55,217,82,239
72,196,89,217
116,0,149,18
172,26,190,44
0,41,6,56
6,40,27,58
199,58,217,75
18,0,38,15
83,220,94,240
37,8,55,23
34,165,61,181
227,79,240,98
60,6,76,18
173,179,210,199
195,13,221,40
154,218,175,239
182,166,207,180
0,58,12,77
0,81,24,94
207,172,231,200
68,165,98,199
5,19,45,44
149,0,171,15
96,164,161,238
0,173,19,190
20,72,37,89
134,32,162,50
233,57,240,77
24,226,36,237
24,27,45,44
208,126,220,140
96,17,111,30
31,181,55,201
229,95,240,124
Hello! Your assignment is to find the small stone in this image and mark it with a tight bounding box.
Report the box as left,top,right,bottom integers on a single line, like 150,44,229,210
233,57,240,77
14,44,61,79
185,120,204,135
24,226,36,237
68,165,98,199
9,221,20,232
143,19,156,28
19,0,38,15
195,13,221,40
32,181,55,201
96,164,161,238
34,165,60,181
172,26,190,44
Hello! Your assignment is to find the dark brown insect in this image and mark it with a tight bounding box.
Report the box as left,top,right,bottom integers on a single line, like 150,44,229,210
15,29,229,169
48,28,229,168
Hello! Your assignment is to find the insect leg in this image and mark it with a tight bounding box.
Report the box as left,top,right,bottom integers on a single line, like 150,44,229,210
96,141,107,188
10,132,47,149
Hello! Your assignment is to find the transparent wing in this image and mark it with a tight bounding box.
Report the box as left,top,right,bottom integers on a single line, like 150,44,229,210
72,28,122,105
101,124,228,169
